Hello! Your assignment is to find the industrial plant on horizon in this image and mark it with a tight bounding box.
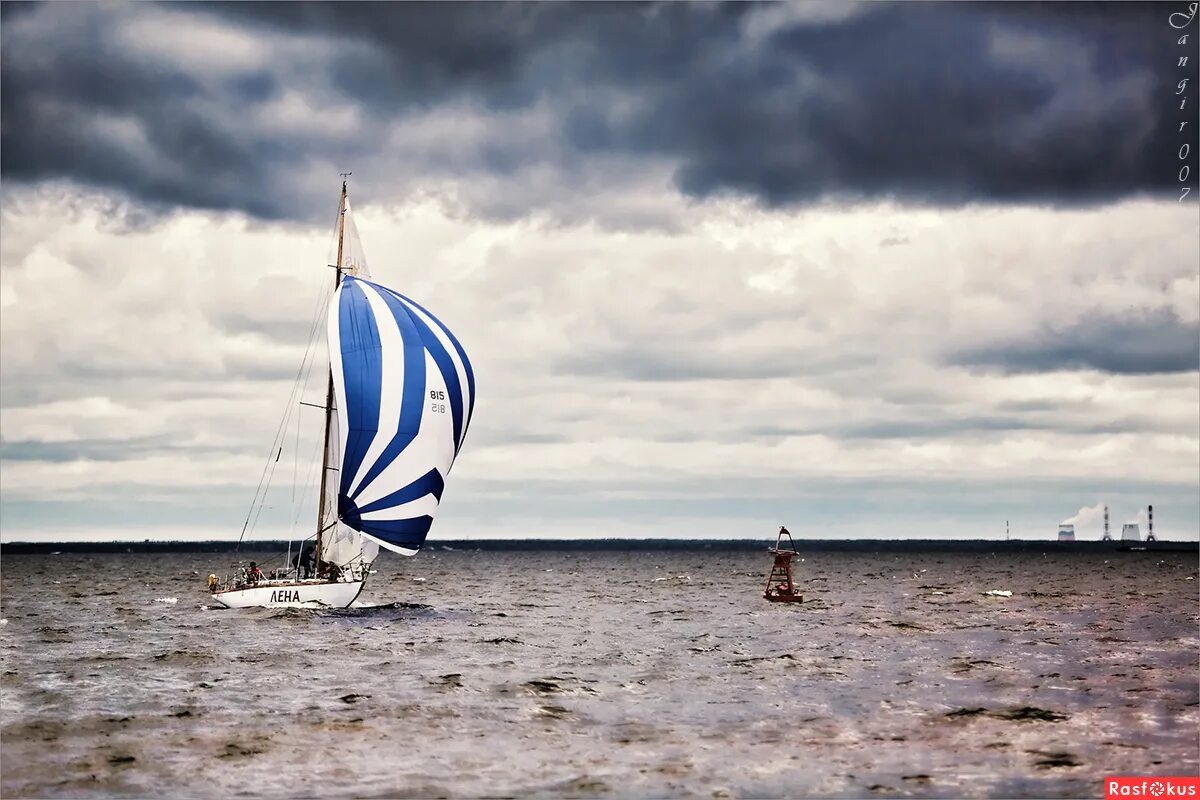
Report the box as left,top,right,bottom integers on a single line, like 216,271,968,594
1058,505,1157,542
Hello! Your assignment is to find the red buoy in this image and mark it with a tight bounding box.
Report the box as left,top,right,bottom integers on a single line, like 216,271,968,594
763,525,803,603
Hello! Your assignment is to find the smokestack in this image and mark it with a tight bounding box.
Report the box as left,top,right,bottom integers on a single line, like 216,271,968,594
1103,505,1111,541
1147,505,1156,542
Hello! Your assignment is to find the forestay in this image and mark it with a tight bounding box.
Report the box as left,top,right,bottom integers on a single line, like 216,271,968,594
329,275,475,555
317,197,379,570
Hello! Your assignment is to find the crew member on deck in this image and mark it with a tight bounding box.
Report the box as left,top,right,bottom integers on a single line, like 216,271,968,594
296,545,315,579
319,560,342,582
247,562,264,585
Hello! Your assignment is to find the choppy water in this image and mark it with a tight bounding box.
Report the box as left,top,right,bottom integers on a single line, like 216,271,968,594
1,547,1197,798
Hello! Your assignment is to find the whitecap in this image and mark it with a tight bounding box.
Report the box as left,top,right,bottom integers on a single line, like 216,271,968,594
154,597,179,604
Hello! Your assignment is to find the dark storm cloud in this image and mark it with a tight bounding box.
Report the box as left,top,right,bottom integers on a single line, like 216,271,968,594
1,2,1194,220
950,309,1200,375
663,1,1196,207
0,4,275,216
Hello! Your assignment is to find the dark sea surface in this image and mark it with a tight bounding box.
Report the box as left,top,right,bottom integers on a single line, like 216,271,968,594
1,546,1197,799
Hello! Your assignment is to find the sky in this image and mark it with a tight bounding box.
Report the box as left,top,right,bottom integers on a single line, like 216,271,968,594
1,1,1197,543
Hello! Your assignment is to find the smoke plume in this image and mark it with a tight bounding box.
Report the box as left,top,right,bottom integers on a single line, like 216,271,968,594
1060,502,1107,537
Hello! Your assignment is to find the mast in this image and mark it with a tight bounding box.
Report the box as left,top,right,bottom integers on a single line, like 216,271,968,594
315,177,349,570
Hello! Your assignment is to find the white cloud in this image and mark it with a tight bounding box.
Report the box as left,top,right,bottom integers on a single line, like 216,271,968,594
1,186,1197,541
116,8,269,76
740,2,872,43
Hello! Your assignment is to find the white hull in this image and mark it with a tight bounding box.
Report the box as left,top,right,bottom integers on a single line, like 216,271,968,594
211,579,365,609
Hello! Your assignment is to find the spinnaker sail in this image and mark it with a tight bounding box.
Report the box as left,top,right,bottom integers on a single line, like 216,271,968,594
329,275,475,555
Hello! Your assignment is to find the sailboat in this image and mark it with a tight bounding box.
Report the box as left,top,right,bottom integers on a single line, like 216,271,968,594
210,180,475,608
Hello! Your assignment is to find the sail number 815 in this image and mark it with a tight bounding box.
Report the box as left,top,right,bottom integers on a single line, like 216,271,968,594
429,390,446,414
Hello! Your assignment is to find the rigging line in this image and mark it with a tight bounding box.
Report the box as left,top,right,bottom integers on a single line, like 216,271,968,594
249,383,321,542
283,283,335,543
241,271,333,524
238,330,318,543
286,382,303,570
326,197,344,273
238,370,310,544
291,413,328,529
236,279,336,545
292,279,336,425
247,332,328,545
242,198,343,549
297,288,332,414
294,322,332,534
294,456,323,531
291,415,324,529
247,446,287,539
290,281,335,412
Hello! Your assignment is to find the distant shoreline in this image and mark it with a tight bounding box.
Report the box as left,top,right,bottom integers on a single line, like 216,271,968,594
1,539,1195,554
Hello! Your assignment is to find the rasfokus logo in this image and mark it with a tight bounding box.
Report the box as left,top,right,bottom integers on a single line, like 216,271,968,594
1106,777,1200,798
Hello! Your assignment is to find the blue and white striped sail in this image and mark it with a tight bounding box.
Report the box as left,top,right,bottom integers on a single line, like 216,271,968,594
328,275,475,556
